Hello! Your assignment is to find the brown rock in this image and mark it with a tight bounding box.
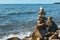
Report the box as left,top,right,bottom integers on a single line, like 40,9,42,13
23,37,32,40
38,7,46,15
49,30,60,40
30,30,43,40
7,37,20,40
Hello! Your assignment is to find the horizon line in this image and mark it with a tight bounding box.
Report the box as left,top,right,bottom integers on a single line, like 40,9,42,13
0,3,54,4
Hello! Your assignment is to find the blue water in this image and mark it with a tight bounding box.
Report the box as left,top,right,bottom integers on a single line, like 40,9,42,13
0,4,60,39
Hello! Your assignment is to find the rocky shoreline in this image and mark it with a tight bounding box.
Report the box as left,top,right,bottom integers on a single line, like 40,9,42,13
7,30,60,40
7,7,60,40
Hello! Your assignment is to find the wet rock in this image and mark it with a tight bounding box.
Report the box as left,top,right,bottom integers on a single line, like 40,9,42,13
7,37,20,40
23,37,32,40
49,30,60,40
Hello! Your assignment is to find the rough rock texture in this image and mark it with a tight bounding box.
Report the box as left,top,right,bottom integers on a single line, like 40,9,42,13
49,30,60,40
23,37,32,40
23,29,43,40
7,37,20,40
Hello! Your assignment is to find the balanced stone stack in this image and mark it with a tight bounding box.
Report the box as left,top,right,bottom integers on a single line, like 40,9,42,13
37,7,46,25
37,7,48,40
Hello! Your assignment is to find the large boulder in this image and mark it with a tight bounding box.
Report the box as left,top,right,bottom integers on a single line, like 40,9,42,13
49,30,60,40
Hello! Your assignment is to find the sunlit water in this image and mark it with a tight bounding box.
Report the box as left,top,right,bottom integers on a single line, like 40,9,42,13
0,4,60,40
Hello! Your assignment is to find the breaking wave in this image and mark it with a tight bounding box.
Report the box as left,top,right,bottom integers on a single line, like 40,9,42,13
0,31,32,40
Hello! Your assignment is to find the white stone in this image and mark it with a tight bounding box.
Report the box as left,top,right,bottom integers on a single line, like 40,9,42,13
40,7,43,10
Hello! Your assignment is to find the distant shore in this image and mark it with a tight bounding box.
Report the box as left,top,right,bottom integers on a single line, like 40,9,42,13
54,2,60,4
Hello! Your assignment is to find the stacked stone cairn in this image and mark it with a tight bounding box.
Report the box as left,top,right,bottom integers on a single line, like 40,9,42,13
37,7,46,28
37,7,47,40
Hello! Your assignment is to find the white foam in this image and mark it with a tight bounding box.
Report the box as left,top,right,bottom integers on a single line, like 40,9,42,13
0,31,32,40
0,25,60,40
58,33,60,37
58,25,60,28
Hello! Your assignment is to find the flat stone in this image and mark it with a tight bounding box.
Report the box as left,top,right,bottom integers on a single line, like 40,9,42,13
7,37,20,40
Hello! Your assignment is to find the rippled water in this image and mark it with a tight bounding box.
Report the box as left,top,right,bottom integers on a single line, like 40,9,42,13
0,4,60,39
